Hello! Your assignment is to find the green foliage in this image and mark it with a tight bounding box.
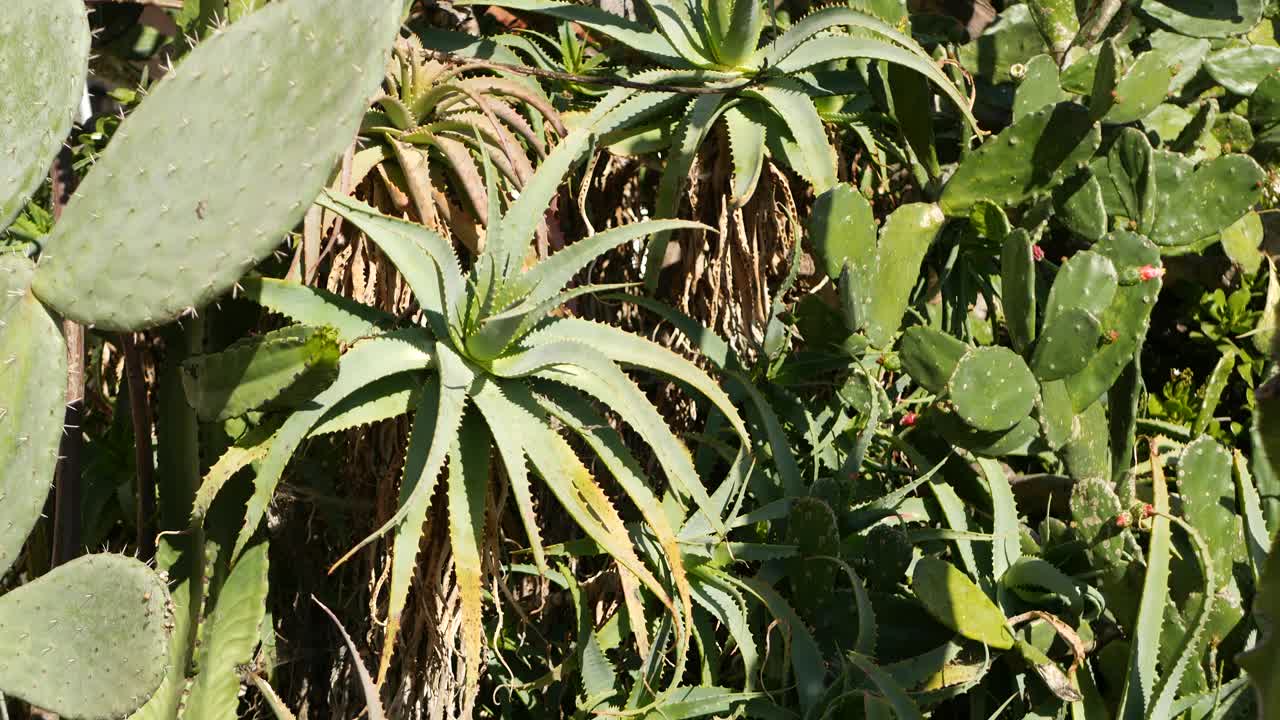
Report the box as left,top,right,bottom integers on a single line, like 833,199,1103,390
4,0,1278,717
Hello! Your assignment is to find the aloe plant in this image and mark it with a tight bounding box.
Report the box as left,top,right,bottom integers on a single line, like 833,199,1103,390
352,33,566,254
492,21,613,98
195,126,763,706
454,0,977,288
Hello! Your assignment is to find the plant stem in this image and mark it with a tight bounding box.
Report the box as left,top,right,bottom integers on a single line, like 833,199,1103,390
50,144,82,568
121,333,157,560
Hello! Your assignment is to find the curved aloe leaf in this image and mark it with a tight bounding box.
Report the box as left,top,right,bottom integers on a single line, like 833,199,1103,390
455,0,689,67
239,276,393,344
447,409,491,698
724,106,767,207
318,191,463,337
747,80,838,193
229,330,435,559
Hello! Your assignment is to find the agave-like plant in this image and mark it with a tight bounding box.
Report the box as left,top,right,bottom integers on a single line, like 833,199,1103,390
456,0,977,287
354,34,566,253
203,132,755,705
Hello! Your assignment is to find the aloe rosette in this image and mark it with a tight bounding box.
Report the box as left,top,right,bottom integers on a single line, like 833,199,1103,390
452,0,977,288
198,127,756,706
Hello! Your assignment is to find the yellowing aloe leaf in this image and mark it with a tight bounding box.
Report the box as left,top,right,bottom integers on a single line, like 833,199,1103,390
447,409,491,700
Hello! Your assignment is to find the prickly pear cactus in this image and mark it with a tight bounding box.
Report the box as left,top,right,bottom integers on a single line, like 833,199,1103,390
787,496,840,618
1070,477,1132,570
31,0,403,330
1177,436,1243,592
939,102,1099,215
899,326,968,394
0,554,171,719
1001,229,1037,352
1148,154,1266,248
0,0,90,229
1031,308,1101,381
181,324,341,422
1024,0,1078,61
0,255,66,577
948,346,1038,432
1063,231,1162,411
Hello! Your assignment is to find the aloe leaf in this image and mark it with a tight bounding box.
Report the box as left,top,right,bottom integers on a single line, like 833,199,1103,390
536,386,696,684
645,93,732,290
747,80,837,193
532,317,748,441
239,276,392,344
507,343,725,534
249,675,297,720
589,295,804,495
1147,513,1217,720
716,575,822,711
0,255,66,577
848,653,925,720
563,568,619,708
1236,450,1271,582
312,597,386,720
976,458,1021,582
182,542,270,720
1241,527,1280,715
230,330,435,559
447,410,491,698
641,685,764,718
463,0,690,64
308,374,422,437
491,128,598,281
770,34,977,132
318,191,462,337
1192,351,1235,436
723,106,767,207
192,416,284,524
688,569,760,690
1118,444,1172,720
476,379,680,640
334,345,471,572
759,5,924,72
371,368,474,687
606,293,736,370
510,219,706,309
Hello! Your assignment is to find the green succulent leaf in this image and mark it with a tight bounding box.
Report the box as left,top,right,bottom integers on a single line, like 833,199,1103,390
911,556,1015,649
0,555,170,720
32,0,403,330
0,0,90,231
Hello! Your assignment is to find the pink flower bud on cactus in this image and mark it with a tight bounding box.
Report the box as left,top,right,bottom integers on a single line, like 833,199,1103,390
1138,265,1164,281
